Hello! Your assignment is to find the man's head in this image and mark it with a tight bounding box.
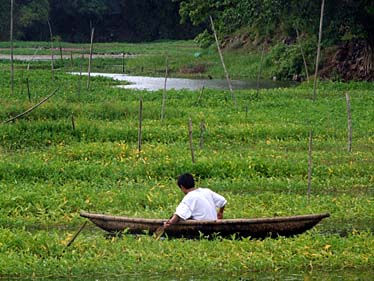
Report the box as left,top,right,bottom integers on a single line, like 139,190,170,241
177,173,195,189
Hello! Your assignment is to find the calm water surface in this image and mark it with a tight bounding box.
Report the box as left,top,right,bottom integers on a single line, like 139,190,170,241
75,72,293,91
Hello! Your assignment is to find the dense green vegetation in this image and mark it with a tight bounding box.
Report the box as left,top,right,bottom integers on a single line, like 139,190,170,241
2,1,373,81
0,41,373,279
177,0,374,81
177,0,373,44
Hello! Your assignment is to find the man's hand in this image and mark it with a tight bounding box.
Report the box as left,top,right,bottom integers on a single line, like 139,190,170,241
217,206,225,219
163,214,180,229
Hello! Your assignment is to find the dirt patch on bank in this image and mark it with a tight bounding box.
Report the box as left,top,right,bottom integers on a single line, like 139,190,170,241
320,41,374,81
221,33,373,81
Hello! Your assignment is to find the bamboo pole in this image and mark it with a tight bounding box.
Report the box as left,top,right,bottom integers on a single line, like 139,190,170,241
3,88,59,123
313,0,325,100
70,51,74,70
296,27,310,82
138,97,143,153
26,78,31,102
27,47,41,72
188,118,195,163
47,20,55,81
10,0,14,95
256,43,265,98
161,56,168,122
122,51,125,73
65,221,87,248
71,113,76,130
199,120,206,149
87,27,95,91
197,85,205,105
345,92,352,152
78,53,83,95
209,16,237,109
20,70,24,96
59,41,63,63
307,130,313,201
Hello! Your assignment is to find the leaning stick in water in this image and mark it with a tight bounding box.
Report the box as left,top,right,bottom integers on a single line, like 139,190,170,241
3,88,59,123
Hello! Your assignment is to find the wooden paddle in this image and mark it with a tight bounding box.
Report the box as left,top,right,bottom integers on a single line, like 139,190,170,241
66,221,88,247
154,224,166,240
154,215,174,240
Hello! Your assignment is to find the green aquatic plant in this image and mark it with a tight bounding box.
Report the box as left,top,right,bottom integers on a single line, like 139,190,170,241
0,41,373,278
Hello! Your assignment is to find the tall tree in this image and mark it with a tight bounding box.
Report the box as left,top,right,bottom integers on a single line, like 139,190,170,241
16,0,49,40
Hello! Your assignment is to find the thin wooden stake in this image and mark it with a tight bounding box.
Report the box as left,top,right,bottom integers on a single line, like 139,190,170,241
87,27,95,91
161,56,168,121
313,0,325,100
197,85,205,105
188,118,195,163
210,16,237,109
10,0,14,95
345,92,353,152
3,88,59,123
26,78,31,102
27,47,41,71
122,51,125,73
138,97,143,153
47,20,55,81
307,130,313,201
296,27,310,82
59,41,63,63
71,113,76,130
256,43,265,98
20,70,24,95
70,51,74,70
199,120,206,149
78,54,83,95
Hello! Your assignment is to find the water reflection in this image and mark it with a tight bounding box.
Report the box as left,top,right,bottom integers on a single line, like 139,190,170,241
74,72,293,91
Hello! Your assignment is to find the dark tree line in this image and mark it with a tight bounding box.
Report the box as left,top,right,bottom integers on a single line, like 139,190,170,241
0,0,202,42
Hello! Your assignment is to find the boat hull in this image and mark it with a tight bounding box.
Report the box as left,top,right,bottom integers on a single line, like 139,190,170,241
80,211,330,239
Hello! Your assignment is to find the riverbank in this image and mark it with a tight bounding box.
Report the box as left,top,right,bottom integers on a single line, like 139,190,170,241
0,40,267,80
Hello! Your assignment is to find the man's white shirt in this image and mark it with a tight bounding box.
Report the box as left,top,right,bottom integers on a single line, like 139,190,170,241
175,188,227,220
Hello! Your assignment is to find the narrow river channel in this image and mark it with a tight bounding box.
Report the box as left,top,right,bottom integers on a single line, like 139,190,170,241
72,72,293,91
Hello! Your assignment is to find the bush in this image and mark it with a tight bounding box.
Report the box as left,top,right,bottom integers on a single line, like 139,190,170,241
266,36,316,80
194,29,214,49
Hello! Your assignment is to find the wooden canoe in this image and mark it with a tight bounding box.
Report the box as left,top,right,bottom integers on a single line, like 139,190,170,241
80,211,330,239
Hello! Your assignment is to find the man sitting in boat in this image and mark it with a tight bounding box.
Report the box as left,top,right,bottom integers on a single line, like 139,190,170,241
164,173,227,229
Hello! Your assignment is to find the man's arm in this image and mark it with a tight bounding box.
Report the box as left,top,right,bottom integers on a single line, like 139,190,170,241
163,214,181,228
217,205,225,219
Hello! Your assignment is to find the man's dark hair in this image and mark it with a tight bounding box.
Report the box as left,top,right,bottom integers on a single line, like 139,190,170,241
177,173,195,189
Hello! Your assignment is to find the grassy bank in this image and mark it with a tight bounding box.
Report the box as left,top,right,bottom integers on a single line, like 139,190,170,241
0,40,373,279
0,40,265,80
